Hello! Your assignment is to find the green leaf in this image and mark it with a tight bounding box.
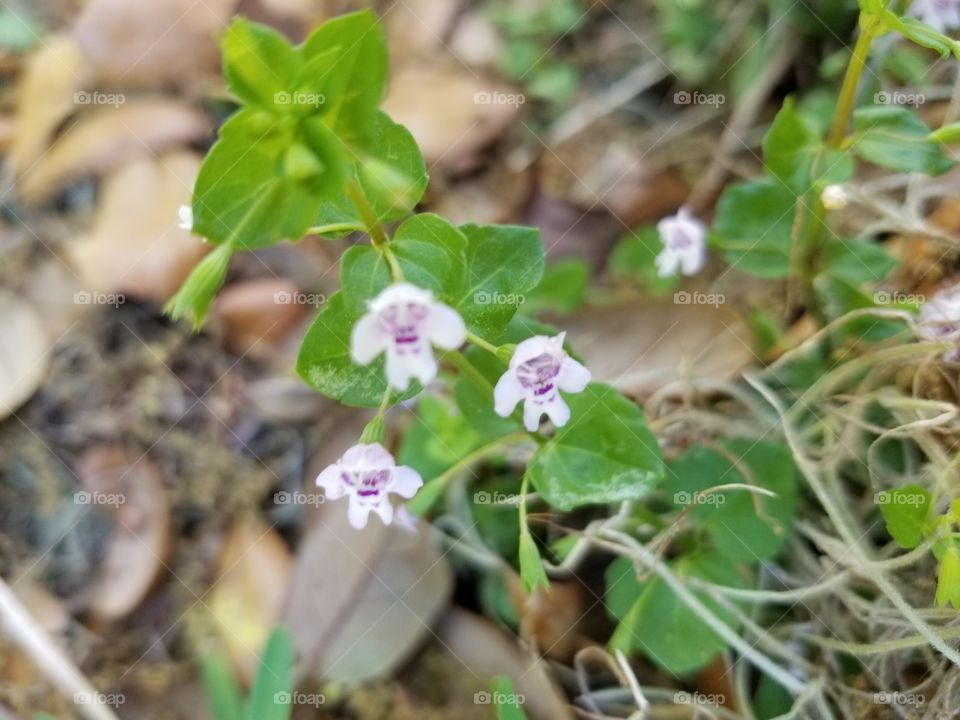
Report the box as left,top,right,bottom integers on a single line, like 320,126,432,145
822,238,896,285
609,227,677,295
398,394,482,479
936,544,960,609
164,241,234,329
525,384,664,510
878,484,932,549
711,179,795,279
851,105,954,175
244,626,294,720
608,553,744,675
222,18,300,110
453,347,522,439
296,291,420,407
201,652,243,720
522,258,588,315
491,676,529,720
763,97,820,192
518,526,549,593
302,9,387,145
192,109,347,249
665,440,798,563
455,224,545,337
879,10,958,58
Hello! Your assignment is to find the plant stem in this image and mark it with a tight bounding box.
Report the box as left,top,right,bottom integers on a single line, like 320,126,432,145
345,181,404,281
466,331,499,356
828,14,879,148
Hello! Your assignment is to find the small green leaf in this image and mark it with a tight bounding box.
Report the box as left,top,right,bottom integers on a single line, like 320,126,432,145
491,676,529,720
609,227,677,295
929,122,960,144
821,238,896,285
244,626,294,720
391,214,469,301
525,384,664,510
851,105,954,174
519,527,549,593
453,347,521,439
711,179,795,279
164,241,234,329
762,97,820,192
878,484,932,549
398,394,482,480
879,10,958,58
222,18,300,110
936,544,960,609
522,258,588,315
201,651,243,720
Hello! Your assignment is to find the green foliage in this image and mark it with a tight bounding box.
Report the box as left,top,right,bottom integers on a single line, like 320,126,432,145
711,179,795,278
491,675,529,719
522,258,588,315
878,485,932,550
609,227,677,295
851,106,954,174
398,394,482,479
518,524,550,593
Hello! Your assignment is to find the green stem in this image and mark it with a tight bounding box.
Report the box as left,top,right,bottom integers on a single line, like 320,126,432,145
307,221,366,236
345,181,404,281
466,331,499,356
827,14,880,148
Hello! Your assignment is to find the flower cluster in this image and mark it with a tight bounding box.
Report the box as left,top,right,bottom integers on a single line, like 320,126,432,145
317,279,592,529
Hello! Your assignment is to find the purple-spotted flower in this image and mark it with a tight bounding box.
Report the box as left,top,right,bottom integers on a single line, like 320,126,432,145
351,282,466,392
656,207,707,278
315,443,423,529
917,284,960,361
493,333,591,432
911,0,960,33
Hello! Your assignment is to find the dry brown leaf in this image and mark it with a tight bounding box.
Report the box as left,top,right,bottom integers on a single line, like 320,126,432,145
66,152,209,303
383,65,521,174
506,574,585,661
10,34,91,176
564,301,754,395
73,0,235,91
208,520,294,683
76,446,172,622
385,0,460,64
283,505,453,684
18,100,211,205
213,278,307,355
0,291,49,421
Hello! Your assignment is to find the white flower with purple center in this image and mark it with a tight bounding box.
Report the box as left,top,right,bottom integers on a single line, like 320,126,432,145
494,333,591,432
917,284,960,361
351,282,467,392
315,443,423,529
911,0,960,33
655,207,707,278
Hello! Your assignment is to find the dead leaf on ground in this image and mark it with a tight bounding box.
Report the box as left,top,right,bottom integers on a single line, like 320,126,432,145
506,574,585,661
10,34,91,176
75,445,172,622
0,291,50,421
73,0,235,91
18,100,211,205
383,65,521,174
564,300,754,395
283,505,453,685
66,152,209,303
384,0,460,64
213,278,306,356
208,520,293,683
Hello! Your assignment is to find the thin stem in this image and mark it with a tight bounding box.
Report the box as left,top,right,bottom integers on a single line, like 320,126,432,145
466,331,499,356
828,14,879,148
345,181,404,281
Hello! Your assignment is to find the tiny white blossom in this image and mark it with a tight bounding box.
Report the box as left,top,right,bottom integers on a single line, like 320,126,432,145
917,284,960,361
494,333,591,432
821,184,849,211
178,205,193,231
911,0,960,33
351,282,466,391
656,207,707,278
316,443,423,529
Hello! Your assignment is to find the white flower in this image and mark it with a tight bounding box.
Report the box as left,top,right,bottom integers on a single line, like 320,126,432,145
316,443,423,529
821,184,849,211
493,333,591,432
917,284,960,361
911,0,960,33
178,205,193,231
351,282,466,391
655,207,707,278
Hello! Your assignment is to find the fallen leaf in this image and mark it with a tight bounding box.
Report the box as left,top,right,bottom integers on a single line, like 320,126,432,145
75,446,172,622
385,0,460,64
208,520,293,683
18,99,211,205
66,152,209,303
383,65,521,174
245,376,328,423
506,574,585,661
0,291,49,421
213,278,307,356
10,34,91,176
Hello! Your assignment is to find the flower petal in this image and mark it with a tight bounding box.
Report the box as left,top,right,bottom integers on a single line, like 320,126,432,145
426,302,466,350
342,442,394,469
493,369,525,417
510,335,555,368
347,498,372,529
391,466,423,499
655,248,680,278
316,463,346,498
543,394,571,428
679,246,706,276
384,348,415,391
351,312,386,365
371,501,394,526
522,399,544,432
557,357,591,393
